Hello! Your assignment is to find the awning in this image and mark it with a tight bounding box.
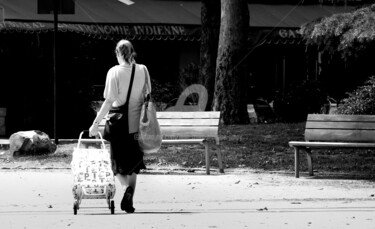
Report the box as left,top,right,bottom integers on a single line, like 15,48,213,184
1,0,201,24
0,21,202,41
0,1,355,42
249,4,355,28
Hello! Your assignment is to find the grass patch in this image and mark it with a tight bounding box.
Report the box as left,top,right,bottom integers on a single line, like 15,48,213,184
1,122,375,177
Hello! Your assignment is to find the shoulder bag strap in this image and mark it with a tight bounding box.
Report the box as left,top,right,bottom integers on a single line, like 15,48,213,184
116,63,135,113
142,66,151,102
125,63,136,104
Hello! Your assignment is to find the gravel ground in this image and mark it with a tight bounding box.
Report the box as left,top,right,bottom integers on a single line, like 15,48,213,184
0,170,374,229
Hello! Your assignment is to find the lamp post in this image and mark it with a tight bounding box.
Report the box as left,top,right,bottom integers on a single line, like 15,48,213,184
53,0,58,144
38,0,74,144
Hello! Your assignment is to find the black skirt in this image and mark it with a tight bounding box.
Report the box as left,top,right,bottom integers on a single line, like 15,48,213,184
109,133,146,175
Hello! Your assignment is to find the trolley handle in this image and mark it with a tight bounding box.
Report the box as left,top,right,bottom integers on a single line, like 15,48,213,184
77,130,106,149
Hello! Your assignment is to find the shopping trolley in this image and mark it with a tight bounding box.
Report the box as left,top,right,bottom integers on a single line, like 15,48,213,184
71,131,116,215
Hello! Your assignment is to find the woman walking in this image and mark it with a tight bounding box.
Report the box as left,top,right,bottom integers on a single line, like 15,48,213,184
89,39,151,213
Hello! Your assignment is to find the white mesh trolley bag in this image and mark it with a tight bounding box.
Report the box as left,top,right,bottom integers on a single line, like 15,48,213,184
71,131,116,215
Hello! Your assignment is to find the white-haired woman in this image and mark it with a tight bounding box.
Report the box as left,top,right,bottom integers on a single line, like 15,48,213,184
89,39,151,213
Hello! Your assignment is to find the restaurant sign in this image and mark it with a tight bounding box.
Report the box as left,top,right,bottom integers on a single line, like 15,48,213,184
0,21,201,41
278,28,302,39
248,28,303,46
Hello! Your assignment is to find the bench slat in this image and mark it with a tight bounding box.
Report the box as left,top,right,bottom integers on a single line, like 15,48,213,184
161,127,218,138
289,141,375,148
0,139,9,145
58,139,207,145
158,119,218,126
157,111,220,119
305,129,375,142
100,112,220,126
306,121,375,130
162,139,205,144
307,114,375,122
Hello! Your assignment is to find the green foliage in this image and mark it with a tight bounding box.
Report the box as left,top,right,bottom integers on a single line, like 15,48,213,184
154,62,202,111
169,62,201,107
300,4,375,57
273,80,328,122
336,76,375,115
149,78,179,110
178,62,200,92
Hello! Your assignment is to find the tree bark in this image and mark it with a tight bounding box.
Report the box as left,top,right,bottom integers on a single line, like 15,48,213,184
213,0,250,124
199,0,221,111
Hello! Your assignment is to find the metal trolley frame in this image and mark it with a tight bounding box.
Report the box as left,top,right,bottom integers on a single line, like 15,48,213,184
71,131,116,215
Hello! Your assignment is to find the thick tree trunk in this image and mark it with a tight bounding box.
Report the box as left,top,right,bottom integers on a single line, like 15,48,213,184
213,0,250,124
199,0,221,111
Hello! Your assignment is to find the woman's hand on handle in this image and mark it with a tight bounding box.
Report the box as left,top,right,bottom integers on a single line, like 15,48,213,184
89,123,99,137
89,99,113,138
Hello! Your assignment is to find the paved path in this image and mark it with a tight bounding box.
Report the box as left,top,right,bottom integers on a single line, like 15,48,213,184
0,170,374,229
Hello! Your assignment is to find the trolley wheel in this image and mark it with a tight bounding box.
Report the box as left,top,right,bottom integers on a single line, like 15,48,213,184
73,201,78,215
110,200,115,214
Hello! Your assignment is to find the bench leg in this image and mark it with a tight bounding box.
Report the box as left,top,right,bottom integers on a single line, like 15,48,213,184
306,148,314,176
294,147,300,178
204,142,210,175
216,145,224,173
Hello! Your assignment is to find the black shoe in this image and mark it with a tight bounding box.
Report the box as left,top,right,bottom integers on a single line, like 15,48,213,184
121,186,135,213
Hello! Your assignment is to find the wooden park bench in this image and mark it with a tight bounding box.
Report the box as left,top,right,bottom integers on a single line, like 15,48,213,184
99,111,223,175
289,114,375,178
157,111,223,174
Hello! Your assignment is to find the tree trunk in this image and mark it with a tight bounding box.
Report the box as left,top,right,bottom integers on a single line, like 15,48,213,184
213,0,250,124
199,0,220,111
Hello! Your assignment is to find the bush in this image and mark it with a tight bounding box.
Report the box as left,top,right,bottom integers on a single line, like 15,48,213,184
137,63,201,111
150,78,179,111
159,62,201,110
273,80,328,122
178,63,200,92
336,76,375,115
